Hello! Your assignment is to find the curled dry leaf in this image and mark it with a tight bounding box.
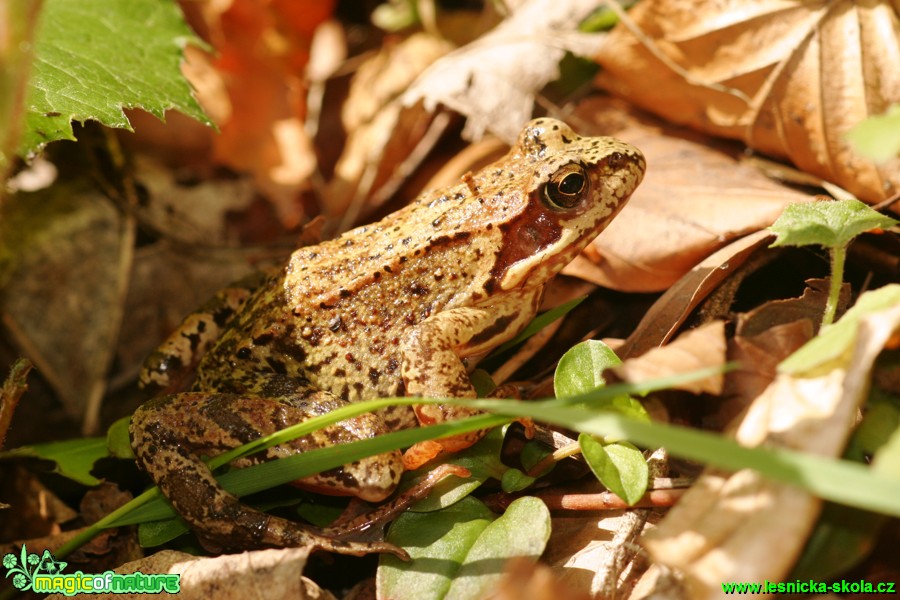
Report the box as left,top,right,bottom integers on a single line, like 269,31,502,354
616,230,774,358
596,0,900,204
641,295,900,599
326,33,454,227
613,321,727,395
402,0,606,143
564,98,810,293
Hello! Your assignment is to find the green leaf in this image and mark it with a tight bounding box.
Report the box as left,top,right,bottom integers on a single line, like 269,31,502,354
845,393,900,463
409,427,508,513
768,199,898,250
459,395,900,518
1,438,107,486
872,417,900,480
500,468,535,493
377,496,550,600
19,0,210,157
554,339,622,398
378,496,495,600
578,434,648,505
779,285,900,374
442,497,550,599
846,104,900,162
106,416,134,460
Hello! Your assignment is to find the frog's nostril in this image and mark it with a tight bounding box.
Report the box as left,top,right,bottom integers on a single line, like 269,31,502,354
606,151,626,170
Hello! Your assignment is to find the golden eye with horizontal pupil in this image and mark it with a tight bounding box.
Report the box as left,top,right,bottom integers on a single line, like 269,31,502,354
543,164,588,209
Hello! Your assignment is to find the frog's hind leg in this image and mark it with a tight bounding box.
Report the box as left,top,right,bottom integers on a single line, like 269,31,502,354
129,390,407,557
138,272,270,394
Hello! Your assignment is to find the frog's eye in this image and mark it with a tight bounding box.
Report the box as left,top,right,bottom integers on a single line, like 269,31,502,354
543,164,588,209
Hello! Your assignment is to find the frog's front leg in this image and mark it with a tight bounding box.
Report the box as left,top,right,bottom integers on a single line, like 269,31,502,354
130,389,407,557
400,287,542,467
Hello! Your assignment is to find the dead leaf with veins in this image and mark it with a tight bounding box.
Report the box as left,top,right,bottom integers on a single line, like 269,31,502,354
596,0,900,204
403,0,606,143
565,98,811,293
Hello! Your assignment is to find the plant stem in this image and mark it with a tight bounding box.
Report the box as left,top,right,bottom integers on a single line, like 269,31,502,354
822,244,847,328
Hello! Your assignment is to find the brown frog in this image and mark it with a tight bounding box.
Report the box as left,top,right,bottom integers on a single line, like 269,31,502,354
130,118,645,557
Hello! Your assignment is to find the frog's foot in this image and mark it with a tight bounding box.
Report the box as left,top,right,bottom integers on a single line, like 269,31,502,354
324,464,470,536
197,512,410,559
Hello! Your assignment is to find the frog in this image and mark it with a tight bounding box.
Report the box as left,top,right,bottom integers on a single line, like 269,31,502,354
130,118,645,557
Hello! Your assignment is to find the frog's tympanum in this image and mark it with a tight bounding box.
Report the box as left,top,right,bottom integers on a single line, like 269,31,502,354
131,118,645,557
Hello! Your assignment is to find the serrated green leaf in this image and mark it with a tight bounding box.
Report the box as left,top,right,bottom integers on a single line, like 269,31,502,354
846,104,900,162
377,496,550,600
578,434,648,505
554,339,622,398
768,199,898,250
0,437,107,486
19,0,210,157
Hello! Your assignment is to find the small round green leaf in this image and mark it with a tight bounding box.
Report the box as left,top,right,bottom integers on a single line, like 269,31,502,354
378,496,551,600
846,104,900,162
554,339,622,399
378,496,495,600
578,434,648,505
106,416,135,459
500,467,535,493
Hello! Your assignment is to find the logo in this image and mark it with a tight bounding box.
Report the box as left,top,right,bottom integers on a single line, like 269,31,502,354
3,545,180,595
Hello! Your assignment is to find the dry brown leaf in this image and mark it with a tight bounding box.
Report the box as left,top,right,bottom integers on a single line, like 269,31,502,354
596,0,900,204
0,183,126,426
133,157,258,245
614,321,727,395
0,466,75,543
722,320,814,426
564,98,810,292
75,548,334,600
640,300,900,599
402,0,605,143
617,230,773,359
325,33,454,228
128,0,333,228
488,557,593,600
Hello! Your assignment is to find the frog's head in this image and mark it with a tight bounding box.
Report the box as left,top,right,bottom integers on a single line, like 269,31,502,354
482,118,645,293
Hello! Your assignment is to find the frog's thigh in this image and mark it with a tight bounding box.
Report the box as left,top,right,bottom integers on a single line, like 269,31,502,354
400,288,542,400
130,391,402,553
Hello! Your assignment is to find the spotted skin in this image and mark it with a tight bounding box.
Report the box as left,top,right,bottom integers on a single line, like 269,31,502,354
130,118,646,556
